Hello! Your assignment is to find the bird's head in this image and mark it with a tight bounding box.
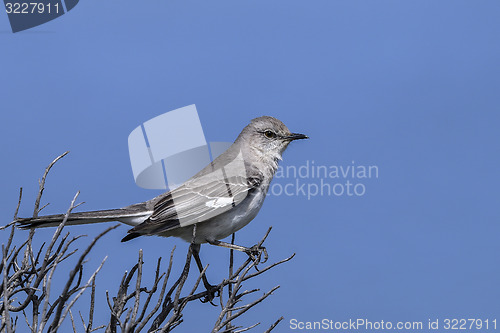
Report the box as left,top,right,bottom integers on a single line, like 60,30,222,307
238,116,308,160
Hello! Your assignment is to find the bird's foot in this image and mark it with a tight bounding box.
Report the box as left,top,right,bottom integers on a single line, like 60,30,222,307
245,244,268,264
201,283,220,305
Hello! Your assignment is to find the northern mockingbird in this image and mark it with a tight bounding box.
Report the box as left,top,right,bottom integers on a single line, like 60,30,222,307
17,116,308,256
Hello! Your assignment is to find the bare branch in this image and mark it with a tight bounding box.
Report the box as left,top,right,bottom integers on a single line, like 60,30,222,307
86,278,96,333
56,256,107,331
48,224,118,332
2,245,13,333
3,152,294,333
264,316,284,333
33,151,69,218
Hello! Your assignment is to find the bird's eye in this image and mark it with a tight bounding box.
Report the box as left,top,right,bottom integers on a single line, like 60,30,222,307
264,130,276,138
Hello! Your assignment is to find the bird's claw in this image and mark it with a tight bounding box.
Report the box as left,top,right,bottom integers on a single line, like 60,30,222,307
245,244,268,264
200,284,219,305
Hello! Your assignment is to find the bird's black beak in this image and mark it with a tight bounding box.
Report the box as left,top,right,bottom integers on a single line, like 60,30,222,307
283,133,309,141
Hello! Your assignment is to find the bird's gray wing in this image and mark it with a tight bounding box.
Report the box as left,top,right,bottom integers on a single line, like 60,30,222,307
122,172,262,240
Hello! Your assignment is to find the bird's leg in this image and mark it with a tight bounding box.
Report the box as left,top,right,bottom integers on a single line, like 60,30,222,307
191,244,213,290
190,244,219,304
205,239,268,263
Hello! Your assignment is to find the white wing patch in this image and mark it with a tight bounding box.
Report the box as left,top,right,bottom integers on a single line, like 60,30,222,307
205,197,234,208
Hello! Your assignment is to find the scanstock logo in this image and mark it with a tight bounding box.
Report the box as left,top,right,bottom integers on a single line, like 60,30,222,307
128,105,232,190
4,0,78,33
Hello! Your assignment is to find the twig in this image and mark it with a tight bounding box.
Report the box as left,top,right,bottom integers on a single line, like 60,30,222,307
56,256,108,330
86,277,96,333
33,151,69,218
3,151,293,332
47,224,118,332
264,316,284,333
225,233,235,332
2,245,13,333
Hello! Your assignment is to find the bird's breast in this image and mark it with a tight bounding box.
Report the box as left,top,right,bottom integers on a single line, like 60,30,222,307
195,188,267,242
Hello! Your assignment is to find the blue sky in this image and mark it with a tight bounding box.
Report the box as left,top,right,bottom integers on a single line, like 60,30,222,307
1,0,500,331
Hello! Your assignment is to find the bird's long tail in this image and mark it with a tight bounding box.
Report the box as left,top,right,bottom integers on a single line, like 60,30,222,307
16,204,151,229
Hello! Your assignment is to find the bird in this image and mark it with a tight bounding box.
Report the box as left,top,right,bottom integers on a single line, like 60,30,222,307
16,116,308,255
